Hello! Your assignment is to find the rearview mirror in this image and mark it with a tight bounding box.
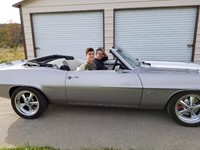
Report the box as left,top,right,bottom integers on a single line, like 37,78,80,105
114,65,121,72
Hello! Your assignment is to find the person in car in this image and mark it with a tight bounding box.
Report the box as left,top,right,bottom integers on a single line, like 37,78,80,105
78,48,96,70
93,48,108,70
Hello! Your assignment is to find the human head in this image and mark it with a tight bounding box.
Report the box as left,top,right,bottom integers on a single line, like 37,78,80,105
96,47,105,60
85,48,95,63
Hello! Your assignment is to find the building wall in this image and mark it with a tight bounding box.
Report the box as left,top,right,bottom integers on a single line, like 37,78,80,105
20,0,200,61
194,6,200,63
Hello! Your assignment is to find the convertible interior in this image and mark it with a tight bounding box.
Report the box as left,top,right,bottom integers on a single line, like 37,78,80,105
25,53,127,71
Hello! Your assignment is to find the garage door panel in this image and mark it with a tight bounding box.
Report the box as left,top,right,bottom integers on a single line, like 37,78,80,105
115,8,197,62
32,11,103,58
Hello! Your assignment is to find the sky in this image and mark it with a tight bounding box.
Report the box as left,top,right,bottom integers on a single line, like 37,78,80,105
0,0,21,24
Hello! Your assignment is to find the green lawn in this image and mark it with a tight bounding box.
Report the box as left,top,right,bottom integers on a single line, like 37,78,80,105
0,47,25,64
0,147,122,150
0,147,58,150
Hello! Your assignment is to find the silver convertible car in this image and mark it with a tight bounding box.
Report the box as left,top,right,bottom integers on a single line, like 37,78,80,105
0,49,200,127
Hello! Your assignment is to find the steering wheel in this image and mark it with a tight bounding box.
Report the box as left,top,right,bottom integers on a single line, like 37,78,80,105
112,59,119,70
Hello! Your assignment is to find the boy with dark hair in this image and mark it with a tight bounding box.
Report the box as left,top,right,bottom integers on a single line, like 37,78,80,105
78,48,96,70
94,48,108,70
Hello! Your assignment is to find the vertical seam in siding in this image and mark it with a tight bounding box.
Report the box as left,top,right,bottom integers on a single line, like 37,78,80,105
30,13,37,57
192,6,200,62
103,10,105,49
113,9,115,48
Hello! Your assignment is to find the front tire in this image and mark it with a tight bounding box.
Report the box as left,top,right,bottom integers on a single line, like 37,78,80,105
11,87,49,119
167,92,200,127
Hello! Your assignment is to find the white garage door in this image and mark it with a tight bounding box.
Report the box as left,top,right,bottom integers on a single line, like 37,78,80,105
32,11,103,59
115,8,197,62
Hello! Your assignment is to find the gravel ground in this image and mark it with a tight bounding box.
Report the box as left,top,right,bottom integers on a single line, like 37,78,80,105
0,97,200,150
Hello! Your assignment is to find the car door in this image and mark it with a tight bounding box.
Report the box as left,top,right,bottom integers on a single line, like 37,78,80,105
65,70,142,107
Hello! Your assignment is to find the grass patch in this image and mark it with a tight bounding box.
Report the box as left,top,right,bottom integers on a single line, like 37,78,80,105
0,146,59,150
0,47,25,64
0,147,124,150
81,148,121,150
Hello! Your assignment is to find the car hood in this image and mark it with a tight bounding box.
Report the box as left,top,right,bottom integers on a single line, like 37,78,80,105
144,61,200,71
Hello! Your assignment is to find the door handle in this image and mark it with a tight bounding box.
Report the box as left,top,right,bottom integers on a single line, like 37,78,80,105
67,76,79,80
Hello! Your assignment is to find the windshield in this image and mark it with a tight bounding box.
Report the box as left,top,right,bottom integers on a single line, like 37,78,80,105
117,49,140,68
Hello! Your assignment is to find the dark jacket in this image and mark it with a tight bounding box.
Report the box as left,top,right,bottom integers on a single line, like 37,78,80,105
94,57,108,70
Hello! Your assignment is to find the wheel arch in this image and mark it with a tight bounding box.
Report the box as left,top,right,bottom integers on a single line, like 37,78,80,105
9,86,49,103
164,90,200,110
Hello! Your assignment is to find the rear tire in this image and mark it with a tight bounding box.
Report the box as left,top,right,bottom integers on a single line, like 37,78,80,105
11,87,49,119
167,92,200,127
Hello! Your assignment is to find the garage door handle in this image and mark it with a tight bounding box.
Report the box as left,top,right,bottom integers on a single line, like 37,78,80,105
35,47,41,50
67,76,79,80
187,44,194,48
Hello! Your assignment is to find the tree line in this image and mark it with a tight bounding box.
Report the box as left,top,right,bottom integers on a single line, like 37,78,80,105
0,21,22,50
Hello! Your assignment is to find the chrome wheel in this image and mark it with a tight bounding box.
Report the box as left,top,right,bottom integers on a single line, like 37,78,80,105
175,94,200,124
14,91,40,116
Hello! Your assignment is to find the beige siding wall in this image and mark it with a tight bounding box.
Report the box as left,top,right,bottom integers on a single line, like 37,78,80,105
22,13,35,58
194,7,200,63
20,0,200,60
104,9,114,51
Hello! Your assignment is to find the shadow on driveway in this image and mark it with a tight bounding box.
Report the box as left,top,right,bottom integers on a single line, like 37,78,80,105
5,104,200,149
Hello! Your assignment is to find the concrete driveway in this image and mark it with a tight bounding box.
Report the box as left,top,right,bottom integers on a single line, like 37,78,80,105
0,97,200,150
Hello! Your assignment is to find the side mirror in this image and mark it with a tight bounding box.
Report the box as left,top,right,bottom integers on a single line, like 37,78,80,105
114,65,121,72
